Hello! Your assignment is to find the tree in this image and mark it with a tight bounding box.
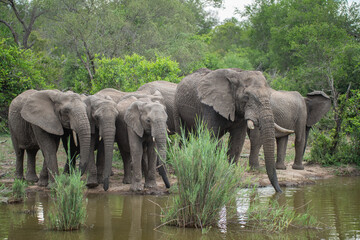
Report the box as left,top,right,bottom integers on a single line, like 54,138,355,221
0,0,49,49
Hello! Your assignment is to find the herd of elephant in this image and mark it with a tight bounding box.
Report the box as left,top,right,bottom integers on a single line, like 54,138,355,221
8,68,332,193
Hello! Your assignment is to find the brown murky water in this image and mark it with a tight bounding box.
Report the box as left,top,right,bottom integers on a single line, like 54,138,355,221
1,176,359,239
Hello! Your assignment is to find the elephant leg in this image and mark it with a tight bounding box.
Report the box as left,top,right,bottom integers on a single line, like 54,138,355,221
25,149,39,182
292,131,306,170
63,134,79,174
276,136,288,170
38,160,49,187
12,136,25,180
87,135,98,188
96,139,105,184
120,150,132,184
128,131,143,192
249,129,261,169
142,146,149,180
227,120,247,164
144,142,157,189
32,126,60,183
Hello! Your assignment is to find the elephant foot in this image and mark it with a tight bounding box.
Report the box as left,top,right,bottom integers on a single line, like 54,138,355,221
15,173,25,181
249,163,260,170
86,176,99,188
276,163,287,170
144,180,157,189
37,178,48,187
292,164,304,170
25,174,39,182
97,174,103,184
130,182,143,192
123,176,131,184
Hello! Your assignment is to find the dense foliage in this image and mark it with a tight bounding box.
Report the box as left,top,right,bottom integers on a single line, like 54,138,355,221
1,0,359,164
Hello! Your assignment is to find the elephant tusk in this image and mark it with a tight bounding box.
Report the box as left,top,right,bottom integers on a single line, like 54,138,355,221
274,123,294,134
72,130,78,147
167,128,171,133
99,136,102,142
247,120,255,130
153,137,156,142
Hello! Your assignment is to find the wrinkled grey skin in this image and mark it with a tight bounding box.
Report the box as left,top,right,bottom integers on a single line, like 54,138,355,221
116,95,169,191
8,90,91,186
174,68,282,193
137,81,178,134
96,88,170,191
248,90,331,170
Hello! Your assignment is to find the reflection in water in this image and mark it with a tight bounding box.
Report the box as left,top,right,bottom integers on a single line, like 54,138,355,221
0,177,358,239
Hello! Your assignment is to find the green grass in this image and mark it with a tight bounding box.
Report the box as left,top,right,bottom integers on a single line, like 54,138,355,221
47,170,87,231
11,179,27,200
161,121,250,229
247,199,320,233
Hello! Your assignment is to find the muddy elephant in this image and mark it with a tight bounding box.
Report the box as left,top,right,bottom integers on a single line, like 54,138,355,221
174,68,292,193
248,90,331,170
95,89,170,191
8,90,91,186
137,81,178,134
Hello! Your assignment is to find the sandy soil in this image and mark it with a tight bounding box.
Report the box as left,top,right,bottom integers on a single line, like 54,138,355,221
0,135,359,195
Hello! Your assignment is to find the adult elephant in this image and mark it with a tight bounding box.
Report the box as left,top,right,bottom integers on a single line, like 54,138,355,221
137,81,178,134
62,94,120,191
174,68,291,193
248,90,331,170
8,89,91,186
96,89,170,191
115,94,170,191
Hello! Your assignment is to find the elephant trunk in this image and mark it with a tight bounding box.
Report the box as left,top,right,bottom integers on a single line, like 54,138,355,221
258,99,282,193
152,121,170,188
102,125,116,191
74,113,91,175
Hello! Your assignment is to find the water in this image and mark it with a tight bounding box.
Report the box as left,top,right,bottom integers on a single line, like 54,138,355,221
0,177,359,239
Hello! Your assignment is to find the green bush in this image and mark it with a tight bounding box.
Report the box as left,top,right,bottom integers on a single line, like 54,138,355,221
162,121,250,229
47,171,86,231
309,90,360,166
91,54,181,93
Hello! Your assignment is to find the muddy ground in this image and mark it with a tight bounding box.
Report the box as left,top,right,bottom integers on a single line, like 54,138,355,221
0,135,359,195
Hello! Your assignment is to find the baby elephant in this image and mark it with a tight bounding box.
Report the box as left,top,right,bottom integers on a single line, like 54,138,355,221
248,90,331,170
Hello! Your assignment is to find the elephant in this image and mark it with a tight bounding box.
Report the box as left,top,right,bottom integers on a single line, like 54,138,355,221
247,90,331,170
95,89,170,191
137,81,178,134
62,94,120,190
8,89,91,186
174,68,293,193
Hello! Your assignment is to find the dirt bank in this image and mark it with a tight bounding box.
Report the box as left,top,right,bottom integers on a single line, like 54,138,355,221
0,135,359,195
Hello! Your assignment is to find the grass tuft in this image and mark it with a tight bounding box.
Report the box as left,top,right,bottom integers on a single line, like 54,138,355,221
47,170,87,231
162,121,250,229
11,179,27,201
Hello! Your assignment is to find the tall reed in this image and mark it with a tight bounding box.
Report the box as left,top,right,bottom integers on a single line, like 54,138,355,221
47,170,87,231
162,121,249,228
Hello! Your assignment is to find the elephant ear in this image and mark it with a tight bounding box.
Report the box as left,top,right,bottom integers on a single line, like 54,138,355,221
21,90,64,135
197,69,236,121
305,91,332,126
124,101,145,137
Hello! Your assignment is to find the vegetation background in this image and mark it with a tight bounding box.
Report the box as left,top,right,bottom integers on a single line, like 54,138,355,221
1,0,359,165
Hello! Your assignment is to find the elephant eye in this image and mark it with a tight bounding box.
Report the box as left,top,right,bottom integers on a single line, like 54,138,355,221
146,118,151,123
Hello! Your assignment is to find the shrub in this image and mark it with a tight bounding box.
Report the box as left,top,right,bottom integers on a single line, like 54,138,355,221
47,171,86,231
91,54,181,93
162,121,250,229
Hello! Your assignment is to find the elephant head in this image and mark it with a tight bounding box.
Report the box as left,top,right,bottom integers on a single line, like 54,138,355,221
124,97,170,190
196,69,282,192
305,91,332,127
85,95,119,191
20,90,91,175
